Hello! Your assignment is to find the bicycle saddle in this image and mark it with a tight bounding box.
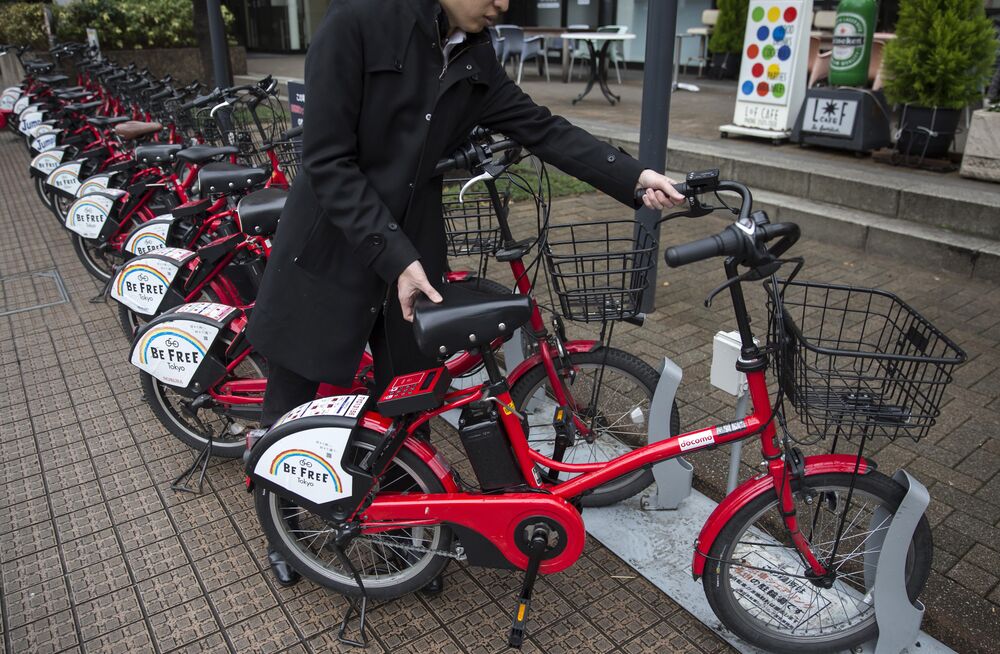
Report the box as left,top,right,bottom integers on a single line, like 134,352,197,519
199,162,270,195
115,121,163,141
175,144,239,165
134,144,185,166
237,187,286,236
37,74,69,85
87,116,130,127
413,284,531,358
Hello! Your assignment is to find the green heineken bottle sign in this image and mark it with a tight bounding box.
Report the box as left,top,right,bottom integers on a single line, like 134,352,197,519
829,0,876,86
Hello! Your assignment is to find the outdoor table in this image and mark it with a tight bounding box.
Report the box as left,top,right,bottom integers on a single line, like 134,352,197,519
560,32,636,104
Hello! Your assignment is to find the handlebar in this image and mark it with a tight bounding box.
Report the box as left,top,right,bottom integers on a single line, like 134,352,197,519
434,137,520,176
657,173,799,269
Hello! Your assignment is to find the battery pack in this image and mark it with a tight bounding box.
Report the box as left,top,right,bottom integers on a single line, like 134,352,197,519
458,405,524,491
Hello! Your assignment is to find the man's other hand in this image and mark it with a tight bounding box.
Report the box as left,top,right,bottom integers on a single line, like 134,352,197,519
398,261,443,322
637,169,686,210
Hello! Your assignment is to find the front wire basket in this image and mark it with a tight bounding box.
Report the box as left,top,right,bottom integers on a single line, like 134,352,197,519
767,280,967,441
543,220,655,323
441,181,501,257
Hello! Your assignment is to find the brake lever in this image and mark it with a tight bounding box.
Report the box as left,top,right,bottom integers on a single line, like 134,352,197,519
458,161,507,202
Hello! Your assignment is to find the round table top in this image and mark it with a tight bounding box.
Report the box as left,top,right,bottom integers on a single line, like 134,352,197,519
559,32,636,40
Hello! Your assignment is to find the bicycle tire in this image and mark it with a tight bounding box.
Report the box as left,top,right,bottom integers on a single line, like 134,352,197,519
256,429,451,600
140,344,267,459
702,471,932,654
71,232,117,282
508,348,676,506
34,176,53,209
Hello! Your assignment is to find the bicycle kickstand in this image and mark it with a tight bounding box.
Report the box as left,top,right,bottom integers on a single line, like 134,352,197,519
91,262,120,303
171,415,229,494
332,528,370,648
508,524,553,649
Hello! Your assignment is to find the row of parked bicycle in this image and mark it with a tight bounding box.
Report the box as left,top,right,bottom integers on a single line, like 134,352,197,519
2,41,968,654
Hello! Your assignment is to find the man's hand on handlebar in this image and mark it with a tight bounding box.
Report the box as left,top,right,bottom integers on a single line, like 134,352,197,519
636,170,686,210
398,261,443,322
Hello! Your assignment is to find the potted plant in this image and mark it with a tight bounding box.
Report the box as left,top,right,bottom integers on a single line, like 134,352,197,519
882,0,997,159
708,0,749,80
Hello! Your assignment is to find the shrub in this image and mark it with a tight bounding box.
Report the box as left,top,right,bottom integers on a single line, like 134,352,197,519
882,0,998,109
0,2,50,50
709,0,750,55
55,0,235,50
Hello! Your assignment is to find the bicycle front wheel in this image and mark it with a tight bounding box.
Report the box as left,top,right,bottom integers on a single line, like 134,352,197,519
702,471,932,654
509,348,676,507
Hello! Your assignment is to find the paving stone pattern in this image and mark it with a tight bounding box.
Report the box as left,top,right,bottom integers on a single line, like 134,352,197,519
0,138,738,654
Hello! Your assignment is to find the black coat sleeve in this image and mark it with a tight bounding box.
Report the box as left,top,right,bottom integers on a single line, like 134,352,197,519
476,58,645,207
301,1,420,284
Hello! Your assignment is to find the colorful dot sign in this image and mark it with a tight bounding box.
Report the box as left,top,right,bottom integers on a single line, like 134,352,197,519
762,44,776,60
757,25,770,40
784,7,798,22
768,6,781,22
767,64,781,79
757,82,770,96
747,43,759,58
778,45,791,60
752,6,765,21
772,83,786,98
773,26,786,42
752,63,764,77
742,80,754,95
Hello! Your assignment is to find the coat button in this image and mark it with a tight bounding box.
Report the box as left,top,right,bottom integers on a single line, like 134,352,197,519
466,64,472,70
371,234,384,246
293,256,299,263
388,222,398,231
394,59,402,70
370,306,377,313
425,113,432,121
607,154,616,163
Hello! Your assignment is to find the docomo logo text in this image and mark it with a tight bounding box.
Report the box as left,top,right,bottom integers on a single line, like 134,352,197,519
678,429,715,452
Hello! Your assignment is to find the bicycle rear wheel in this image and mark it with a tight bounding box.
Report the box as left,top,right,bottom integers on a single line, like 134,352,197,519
509,348,676,506
702,471,932,654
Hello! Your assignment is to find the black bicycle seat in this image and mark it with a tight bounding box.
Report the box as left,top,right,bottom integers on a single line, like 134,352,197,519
134,144,185,166
176,144,239,165
413,284,530,358
237,187,286,236
199,162,270,195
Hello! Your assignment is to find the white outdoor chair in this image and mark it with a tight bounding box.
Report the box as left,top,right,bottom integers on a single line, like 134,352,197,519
565,24,592,81
685,10,718,77
497,24,549,84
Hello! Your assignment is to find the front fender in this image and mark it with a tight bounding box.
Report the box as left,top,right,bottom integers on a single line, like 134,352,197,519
506,340,599,386
691,454,875,579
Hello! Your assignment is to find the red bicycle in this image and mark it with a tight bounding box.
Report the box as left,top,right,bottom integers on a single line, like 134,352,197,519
243,174,964,653
130,139,671,509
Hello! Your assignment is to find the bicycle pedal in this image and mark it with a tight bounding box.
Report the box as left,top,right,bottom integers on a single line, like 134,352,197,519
507,599,530,648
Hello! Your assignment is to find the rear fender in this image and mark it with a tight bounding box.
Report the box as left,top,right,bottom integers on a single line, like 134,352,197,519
506,340,599,386
691,454,874,579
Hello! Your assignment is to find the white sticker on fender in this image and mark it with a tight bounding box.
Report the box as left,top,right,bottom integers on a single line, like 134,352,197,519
254,427,355,504
0,89,20,111
76,174,113,197
131,319,220,388
152,247,197,265
111,256,180,315
124,219,172,255
17,110,43,133
31,132,59,153
274,395,370,428
31,149,65,175
176,302,236,323
678,428,715,452
47,160,83,195
65,194,116,238
27,123,57,138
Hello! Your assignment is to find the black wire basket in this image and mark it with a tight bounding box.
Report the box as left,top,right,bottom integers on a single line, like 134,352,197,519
269,137,302,184
767,280,967,441
441,184,501,257
544,220,656,323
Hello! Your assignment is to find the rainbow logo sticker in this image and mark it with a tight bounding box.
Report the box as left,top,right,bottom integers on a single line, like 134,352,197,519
269,449,344,493
136,325,208,365
116,263,171,298
126,232,167,255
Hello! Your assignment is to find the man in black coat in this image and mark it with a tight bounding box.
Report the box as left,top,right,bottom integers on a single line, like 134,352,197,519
247,0,684,586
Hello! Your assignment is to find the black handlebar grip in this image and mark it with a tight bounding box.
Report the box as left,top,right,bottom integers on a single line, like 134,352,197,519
634,182,691,205
664,225,744,268
756,222,800,259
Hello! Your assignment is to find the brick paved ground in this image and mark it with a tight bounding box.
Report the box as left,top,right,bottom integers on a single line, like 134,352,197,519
3,134,1000,652
0,138,740,653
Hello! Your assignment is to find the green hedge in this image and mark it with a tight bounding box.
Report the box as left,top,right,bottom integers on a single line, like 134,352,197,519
882,0,997,109
55,0,235,50
0,3,50,50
